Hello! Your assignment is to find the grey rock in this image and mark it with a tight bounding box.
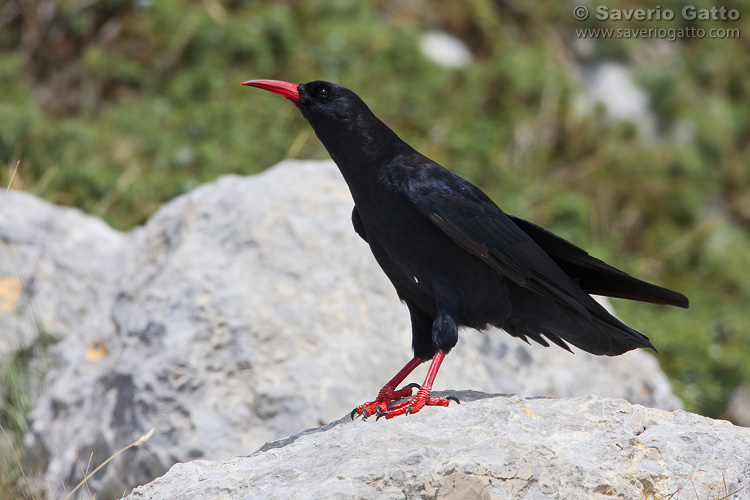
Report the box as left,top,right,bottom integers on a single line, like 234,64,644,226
419,31,472,68
0,190,127,354
23,160,681,499
124,393,750,500
574,61,656,138
725,385,750,427
0,190,128,497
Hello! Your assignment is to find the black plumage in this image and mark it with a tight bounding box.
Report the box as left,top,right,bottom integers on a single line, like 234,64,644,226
243,79,688,419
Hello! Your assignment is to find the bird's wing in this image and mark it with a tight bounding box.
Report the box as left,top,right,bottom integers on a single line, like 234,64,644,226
351,205,368,243
508,215,689,308
404,165,596,319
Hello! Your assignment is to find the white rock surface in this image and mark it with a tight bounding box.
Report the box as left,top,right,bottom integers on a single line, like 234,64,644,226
726,385,750,427
15,160,682,498
575,61,656,136
0,190,127,354
419,31,472,68
124,393,750,500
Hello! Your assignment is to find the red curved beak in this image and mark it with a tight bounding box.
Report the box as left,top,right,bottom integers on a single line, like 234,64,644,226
242,79,299,102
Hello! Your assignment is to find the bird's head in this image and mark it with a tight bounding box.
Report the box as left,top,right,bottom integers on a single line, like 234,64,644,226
241,79,367,126
242,79,409,170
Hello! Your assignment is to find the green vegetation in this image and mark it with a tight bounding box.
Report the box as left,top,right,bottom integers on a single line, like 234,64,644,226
0,330,55,499
1,0,748,496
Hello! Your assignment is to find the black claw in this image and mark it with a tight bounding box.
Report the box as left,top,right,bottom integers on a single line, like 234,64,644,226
376,407,387,421
351,408,359,420
406,383,421,389
405,407,412,416
447,395,461,405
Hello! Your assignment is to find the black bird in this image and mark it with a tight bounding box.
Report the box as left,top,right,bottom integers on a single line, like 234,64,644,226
242,79,689,420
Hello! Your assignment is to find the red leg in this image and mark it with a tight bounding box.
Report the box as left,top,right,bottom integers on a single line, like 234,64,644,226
352,357,425,419
384,351,456,419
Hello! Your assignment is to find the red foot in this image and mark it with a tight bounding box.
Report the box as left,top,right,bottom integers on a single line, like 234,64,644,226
382,386,453,419
352,352,458,420
352,382,419,419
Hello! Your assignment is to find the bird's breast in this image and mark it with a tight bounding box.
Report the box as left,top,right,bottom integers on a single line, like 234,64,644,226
354,188,512,328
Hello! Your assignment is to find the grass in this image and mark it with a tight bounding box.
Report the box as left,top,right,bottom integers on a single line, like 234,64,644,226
0,335,54,500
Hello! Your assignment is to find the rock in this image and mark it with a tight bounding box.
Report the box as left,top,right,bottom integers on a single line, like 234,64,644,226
0,190,127,355
124,393,750,500
419,31,472,68
574,61,656,137
725,385,750,427
0,190,128,497
23,160,681,498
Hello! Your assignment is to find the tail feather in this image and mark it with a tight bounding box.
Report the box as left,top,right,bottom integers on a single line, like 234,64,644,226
502,283,655,356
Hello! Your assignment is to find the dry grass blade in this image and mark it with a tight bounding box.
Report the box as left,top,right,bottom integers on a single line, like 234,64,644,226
0,160,20,217
1,424,33,498
664,459,748,500
60,429,154,500
74,450,95,500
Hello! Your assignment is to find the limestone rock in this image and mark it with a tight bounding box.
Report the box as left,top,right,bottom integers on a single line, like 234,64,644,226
725,385,750,427
419,31,472,68
124,393,750,500
0,190,127,354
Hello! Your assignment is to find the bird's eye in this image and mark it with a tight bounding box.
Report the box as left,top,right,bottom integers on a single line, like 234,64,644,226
316,88,330,100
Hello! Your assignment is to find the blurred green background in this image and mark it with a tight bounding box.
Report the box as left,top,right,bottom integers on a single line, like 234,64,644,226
1,0,749,495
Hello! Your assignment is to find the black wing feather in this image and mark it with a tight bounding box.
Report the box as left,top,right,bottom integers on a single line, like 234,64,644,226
402,163,662,355
405,166,597,320
351,205,368,243
508,215,689,308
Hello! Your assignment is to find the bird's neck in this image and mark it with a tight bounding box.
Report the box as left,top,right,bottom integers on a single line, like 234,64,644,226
311,115,415,192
